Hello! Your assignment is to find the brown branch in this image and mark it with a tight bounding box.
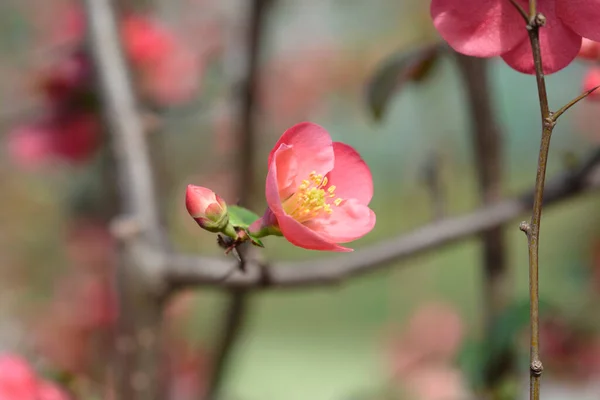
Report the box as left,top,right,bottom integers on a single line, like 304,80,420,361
83,0,168,399
455,55,514,394
525,12,549,400
206,0,270,398
163,149,600,289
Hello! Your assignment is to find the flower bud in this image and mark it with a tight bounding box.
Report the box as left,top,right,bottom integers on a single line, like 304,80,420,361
185,185,229,233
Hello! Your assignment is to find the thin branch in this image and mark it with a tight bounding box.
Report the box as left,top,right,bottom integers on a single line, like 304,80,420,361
529,0,537,21
163,149,600,289
525,13,550,400
551,85,600,122
509,0,529,23
206,0,270,398
455,55,513,394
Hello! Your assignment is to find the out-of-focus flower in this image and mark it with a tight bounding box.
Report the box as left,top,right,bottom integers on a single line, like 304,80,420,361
385,303,468,400
537,316,600,380
32,220,116,375
7,113,101,168
185,185,230,233
260,47,338,124
121,15,201,105
166,342,211,400
431,0,600,74
0,354,69,400
250,122,375,251
404,367,469,400
389,303,464,375
578,39,600,61
583,67,600,101
37,52,91,104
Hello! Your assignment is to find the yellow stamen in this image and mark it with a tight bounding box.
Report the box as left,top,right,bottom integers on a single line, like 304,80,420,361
282,171,345,223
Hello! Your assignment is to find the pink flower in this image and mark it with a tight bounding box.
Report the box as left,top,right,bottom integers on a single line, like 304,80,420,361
185,185,229,232
404,367,469,400
254,122,375,251
37,382,69,400
122,15,200,105
8,113,100,168
431,0,600,74
583,67,600,101
578,39,600,60
0,355,37,400
0,355,69,400
37,53,91,104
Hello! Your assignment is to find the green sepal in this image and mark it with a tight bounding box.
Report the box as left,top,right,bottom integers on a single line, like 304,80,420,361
246,231,265,248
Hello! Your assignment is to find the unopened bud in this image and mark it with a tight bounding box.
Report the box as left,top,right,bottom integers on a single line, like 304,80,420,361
185,185,229,233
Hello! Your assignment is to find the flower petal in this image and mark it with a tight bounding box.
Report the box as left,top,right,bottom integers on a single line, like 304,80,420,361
277,213,352,252
326,142,373,205
273,143,298,201
267,122,334,179
558,0,600,42
310,199,376,243
265,144,293,214
265,145,350,252
502,2,580,74
431,0,526,57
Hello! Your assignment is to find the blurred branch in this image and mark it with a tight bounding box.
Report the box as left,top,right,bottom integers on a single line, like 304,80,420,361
84,0,168,399
164,148,600,289
456,55,514,394
206,0,270,398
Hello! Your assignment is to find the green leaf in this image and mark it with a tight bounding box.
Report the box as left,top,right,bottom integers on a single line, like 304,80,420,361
228,205,260,229
366,43,442,121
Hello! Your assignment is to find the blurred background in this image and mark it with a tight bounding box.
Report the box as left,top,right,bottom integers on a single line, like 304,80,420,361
1,0,600,399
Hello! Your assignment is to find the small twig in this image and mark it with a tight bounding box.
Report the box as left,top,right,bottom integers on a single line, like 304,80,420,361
551,85,600,122
509,0,529,23
529,0,537,21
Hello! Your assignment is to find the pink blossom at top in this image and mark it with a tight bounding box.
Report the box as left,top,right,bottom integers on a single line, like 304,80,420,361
252,122,375,251
0,354,69,400
431,0,600,74
583,67,600,101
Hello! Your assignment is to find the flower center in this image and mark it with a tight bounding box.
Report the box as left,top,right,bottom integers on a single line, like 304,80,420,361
283,170,343,223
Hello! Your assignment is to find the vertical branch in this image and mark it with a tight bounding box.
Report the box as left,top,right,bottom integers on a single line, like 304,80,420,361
84,0,168,399
455,55,513,395
522,6,552,400
206,0,270,398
